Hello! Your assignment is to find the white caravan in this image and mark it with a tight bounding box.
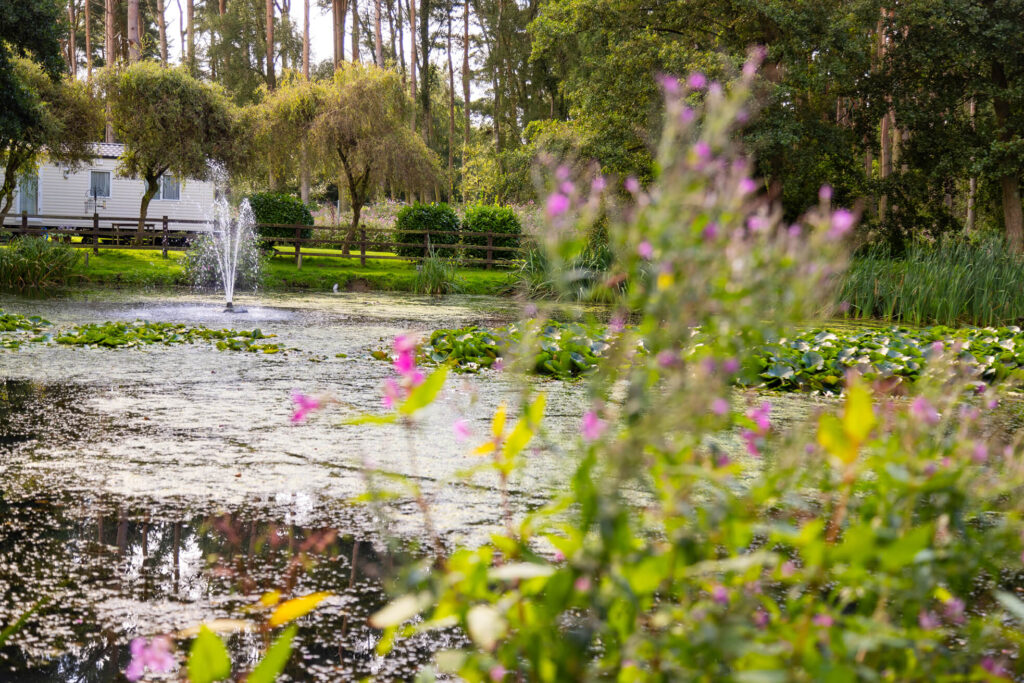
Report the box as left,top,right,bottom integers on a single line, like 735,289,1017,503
1,142,215,232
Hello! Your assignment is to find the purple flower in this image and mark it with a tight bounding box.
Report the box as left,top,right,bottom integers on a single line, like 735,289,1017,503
693,141,712,160
490,665,508,681
747,216,766,232
382,378,402,409
291,391,321,423
748,402,771,432
687,72,707,89
972,442,988,464
560,181,575,195
394,349,416,376
780,561,796,578
819,185,833,202
394,334,416,354
742,430,761,457
637,240,654,260
943,597,966,624
910,396,940,425
981,657,1008,677
739,178,757,195
753,609,769,628
829,209,855,238
679,107,696,124
555,165,570,181
493,357,505,372
657,73,680,95
546,192,570,218
918,610,940,630
702,222,719,241
574,576,592,592
656,350,677,367
812,614,834,628
723,358,740,374
711,398,729,416
591,176,607,193
710,584,729,605
453,419,471,442
624,177,640,194
581,411,606,442
126,637,175,681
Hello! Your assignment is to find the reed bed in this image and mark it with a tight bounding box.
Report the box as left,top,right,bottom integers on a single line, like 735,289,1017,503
837,238,1024,327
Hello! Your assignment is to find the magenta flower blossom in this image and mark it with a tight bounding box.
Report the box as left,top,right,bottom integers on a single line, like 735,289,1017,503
453,419,471,442
753,609,769,628
693,141,712,160
546,192,570,218
742,430,761,457
657,73,680,95
829,209,855,238
490,665,508,681
711,398,729,416
702,222,719,241
609,314,626,333
555,165,571,181
819,184,833,202
687,72,707,89
624,176,640,194
637,240,654,259
657,350,677,368
679,107,696,124
574,576,592,592
812,614,834,628
747,216,766,232
910,396,940,425
591,176,607,193
560,180,575,195
748,402,771,432
981,657,1008,677
393,334,416,354
581,410,606,442
723,358,740,374
493,357,505,372
972,442,988,464
918,610,940,630
125,637,175,681
944,597,966,624
394,349,416,376
739,178,757,195
710,584,729,605
291,391,321,423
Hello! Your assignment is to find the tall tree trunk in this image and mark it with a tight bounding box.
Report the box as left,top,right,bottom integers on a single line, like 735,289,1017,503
127,0,141,62
387,0,398,74
419,0,430,141
408,0,417,130
68,1,77,77
966,98,977,232
351,0,359,62
462,0,469,149
302,0,310,78
374,0,383,66
493,0,503,151
156,0,168,64
85,0,92,81
186,0,195,72
993,62,1023,252
176,0,186,65
394,0,405,79
446,11,455,198
266,0,276,88
137,175,161,243
105,0,115,142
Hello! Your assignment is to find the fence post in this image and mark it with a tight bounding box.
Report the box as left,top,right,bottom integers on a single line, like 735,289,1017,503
161,215,169,258
92,212,99,254
294,225,302,270
360,228,366,267
20,210,27,236
486,234,494,270
424,228,431,260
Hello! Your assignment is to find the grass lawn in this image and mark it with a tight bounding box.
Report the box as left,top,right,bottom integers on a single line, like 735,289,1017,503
70,247,515,295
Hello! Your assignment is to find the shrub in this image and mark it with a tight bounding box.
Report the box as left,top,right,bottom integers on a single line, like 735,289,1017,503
393,202,460,258
461,203,522,262
245,192,313,246
0,237,79,293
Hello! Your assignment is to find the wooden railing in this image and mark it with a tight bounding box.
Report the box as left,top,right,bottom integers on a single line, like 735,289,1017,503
0,211,529,270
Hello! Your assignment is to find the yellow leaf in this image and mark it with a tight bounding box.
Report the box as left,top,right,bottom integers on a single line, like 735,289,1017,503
473,440,496,456
842,379,876,445
526,393,546,427
175,619,253,639
259,590,281,607
268,592,332,628
491,402,507,438
502,419,534,461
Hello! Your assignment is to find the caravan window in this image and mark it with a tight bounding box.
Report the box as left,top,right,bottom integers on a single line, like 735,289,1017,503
18,173,38,215
158,174,180,200
89,171,111,198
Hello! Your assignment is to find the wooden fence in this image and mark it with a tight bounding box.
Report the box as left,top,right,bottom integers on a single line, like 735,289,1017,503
0,211,528,270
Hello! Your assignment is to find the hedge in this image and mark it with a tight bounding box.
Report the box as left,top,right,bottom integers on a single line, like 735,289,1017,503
393,202,460,257
461,203,522,261
246,192,314,245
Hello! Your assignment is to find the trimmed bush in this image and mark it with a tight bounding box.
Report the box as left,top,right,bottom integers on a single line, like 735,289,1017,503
245,192,314,245
461,203,522,262
393,202,460,257
0,237,79,293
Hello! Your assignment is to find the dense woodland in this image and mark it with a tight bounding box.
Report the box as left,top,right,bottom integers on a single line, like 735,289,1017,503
2,0,1024,251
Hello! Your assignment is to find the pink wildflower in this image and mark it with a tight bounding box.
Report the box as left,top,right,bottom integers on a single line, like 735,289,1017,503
679,107,696,124
657,350,677,368
710,584,729,605
687,72,707,89
702,222,719,241
657,73,680,95
560,180,575,195
711,398,729,416
972,442,988,464
812,614,834,628
393,334,416,354
546,192,570,218
742,430,761,457
637,240,654,260
291,391,321,423
624,176,640,194
748,402,771,432
394,349,416,376
125,637,175,681
581,411,606,442
910,396,940,425
490,665,508,681
918,610,940,630
747,216,766,232
555,165,571,181
829,209,855,238
819,184,833,202
382,378,402,409
574,577,592,592
753,609,769,628
693,141,712,160
591,176,607,193
723,358,740,374
943,597,966,624
739,178,757,195
453,419,471,442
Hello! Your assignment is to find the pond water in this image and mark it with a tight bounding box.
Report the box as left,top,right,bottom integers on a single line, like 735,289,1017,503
0,291,596,681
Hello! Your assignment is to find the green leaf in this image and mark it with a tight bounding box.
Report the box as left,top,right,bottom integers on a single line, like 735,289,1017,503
399,367,449,416
188,625,232,683
247,625,297,683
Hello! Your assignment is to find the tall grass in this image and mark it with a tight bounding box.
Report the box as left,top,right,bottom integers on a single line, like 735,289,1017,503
413,251,466,296
0,237,79,294
837,237,1024,327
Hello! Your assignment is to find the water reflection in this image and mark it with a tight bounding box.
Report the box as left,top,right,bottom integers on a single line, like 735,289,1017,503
0,495,460,681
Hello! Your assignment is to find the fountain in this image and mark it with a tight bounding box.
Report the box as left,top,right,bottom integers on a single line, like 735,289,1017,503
207,197,259,312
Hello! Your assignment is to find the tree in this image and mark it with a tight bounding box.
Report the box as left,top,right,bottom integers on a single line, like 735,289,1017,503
0,0,66,144
0,58,102,225
313,64,438,251
101,62,236,240
127,0,140,61
265,0,275,88
156,0,168,65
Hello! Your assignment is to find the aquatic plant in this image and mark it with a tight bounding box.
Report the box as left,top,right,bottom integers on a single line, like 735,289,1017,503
412,250,467,296
334,62,1024,680
52,320,280,352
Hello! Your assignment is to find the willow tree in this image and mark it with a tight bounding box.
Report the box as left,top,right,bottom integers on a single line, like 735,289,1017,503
101,62,236,241
314,64,438,252
0,57,102,225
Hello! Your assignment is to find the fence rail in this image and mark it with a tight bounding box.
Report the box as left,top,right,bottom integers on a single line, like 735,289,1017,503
0,211,531,270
